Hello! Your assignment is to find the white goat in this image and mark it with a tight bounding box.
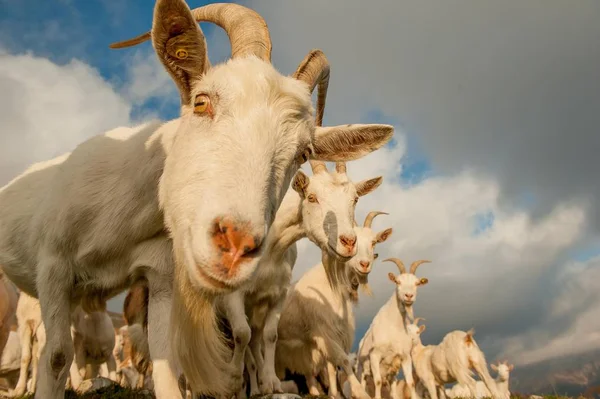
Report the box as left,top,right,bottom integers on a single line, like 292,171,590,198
0,1,393,397
67,304,119,391
275,211,393,399
408,320,500,399
356,259,432,399
446,361,513,399
220,161,384,397
11,292,46,397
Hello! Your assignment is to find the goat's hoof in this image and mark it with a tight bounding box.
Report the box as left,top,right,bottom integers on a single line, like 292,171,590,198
259,373,282,395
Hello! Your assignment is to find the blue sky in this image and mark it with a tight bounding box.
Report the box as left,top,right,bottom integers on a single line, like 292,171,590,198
2,0,600,370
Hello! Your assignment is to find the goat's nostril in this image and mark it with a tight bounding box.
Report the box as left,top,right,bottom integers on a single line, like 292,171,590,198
339,235,357,250
211,217,263,274
359,261,370,269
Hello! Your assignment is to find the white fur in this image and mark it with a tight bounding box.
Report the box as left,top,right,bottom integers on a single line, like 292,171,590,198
0,2,393,397
446,362,513,399
220,166,383,397
355,260,432,399
408,322,500,399
68,305,119,391
275,218,392,399
11,292,46,397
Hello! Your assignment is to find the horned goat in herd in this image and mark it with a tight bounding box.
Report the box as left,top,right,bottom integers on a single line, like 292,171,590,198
219,160,384,397
0,0,393,397
446,360,513,399
275,211,393,399
12,292,46,397
408,319,501,399
355,259,431,399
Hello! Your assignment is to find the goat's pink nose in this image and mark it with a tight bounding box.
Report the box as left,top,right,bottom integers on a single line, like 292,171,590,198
405,294,414,299
359,261,370,270
339,235,357,251
211,217,263,276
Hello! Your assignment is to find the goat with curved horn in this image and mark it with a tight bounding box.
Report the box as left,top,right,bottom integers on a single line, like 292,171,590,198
363,211,389,228
293,49,330,175
409,259,431,274
384,258,406,274
109,2,272,62
413,317,425,325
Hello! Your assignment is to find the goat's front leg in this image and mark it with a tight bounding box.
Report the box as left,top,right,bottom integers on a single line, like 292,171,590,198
29,327,45,394
106,353,118,382
35,259,74,399
369,352,383,399
222,291,250,395
244,348,260,397
258,295,286,394
314,336,369,399
11,322,33,397
401,357,419,399
147,273,182,399
327,361,339,398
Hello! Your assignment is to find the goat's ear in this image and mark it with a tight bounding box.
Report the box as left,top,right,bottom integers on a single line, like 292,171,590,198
355,177,383,197
508,364,514,371
292,170,310,196
417,277,429,286
312,124,394,162
491,364,498,371
419,325,426,334
376,228,393,243
151,0,210,108
388,272,397,284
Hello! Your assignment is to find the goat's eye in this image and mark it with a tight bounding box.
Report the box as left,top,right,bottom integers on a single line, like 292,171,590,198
194,94,211,114
373,253,379,259
353,197,359,205
307,194,318,203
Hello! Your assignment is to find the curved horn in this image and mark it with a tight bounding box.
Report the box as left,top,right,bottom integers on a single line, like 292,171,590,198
410,259,431,274
294,49,330,175
109,3,272,62
363,211,389,228
413,317,425,325
383,258,406,274
335,162,347,174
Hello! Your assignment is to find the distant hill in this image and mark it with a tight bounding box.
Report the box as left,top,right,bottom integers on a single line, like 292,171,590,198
510,349,600,397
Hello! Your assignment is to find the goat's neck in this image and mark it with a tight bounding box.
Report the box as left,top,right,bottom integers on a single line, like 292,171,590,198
264,189,304,260
395,295,414,324
411,340,425,358
495,376,509,392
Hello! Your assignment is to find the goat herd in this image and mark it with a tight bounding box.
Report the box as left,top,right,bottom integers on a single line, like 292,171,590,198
0,1,514,399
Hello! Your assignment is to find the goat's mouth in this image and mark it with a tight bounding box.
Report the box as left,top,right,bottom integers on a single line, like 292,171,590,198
354,269,369,277
404,300,414,306
327,243,353,261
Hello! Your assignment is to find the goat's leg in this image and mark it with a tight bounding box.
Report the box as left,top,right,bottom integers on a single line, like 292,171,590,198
11,323,33,396
68,331,86,391
401,357,419,399
258,296,286,394
369,352,383,399
307,374,322,396
244,348,260,397
248,329,264,387
106,353,118,382
147,273,182,399
314,337,369,399
327,361,339,398
222,291,250,394
35,261,74,399
29,329,45,394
